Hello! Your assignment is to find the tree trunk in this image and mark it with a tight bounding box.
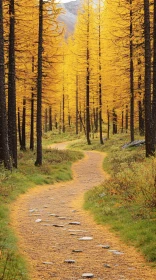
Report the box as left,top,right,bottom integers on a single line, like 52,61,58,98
86,1,91,145
62,94,65,133
121,111,124,133
86,47,91,144
49,106,52,131
144,0,155,156
125,105,128,133
98,0,103,144
35,0,43,166
45,108,48,133
130,0,134,142
113,109,117,134
138,100,145,136
59,102,62,133
76,75,79,134
79,104,82,132
55,114,58,129
8,0,17,167
0,110,3,163
30,56,35,150
21,97,26,151
153,0,156,144
0,0,11,169
18,107,22,148
30,92,34,150
107,108,110,139
78,111,86,135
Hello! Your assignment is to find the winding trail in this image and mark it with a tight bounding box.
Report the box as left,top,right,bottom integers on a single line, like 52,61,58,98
11,142,156,280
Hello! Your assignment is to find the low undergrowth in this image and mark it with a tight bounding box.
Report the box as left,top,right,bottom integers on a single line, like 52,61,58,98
42,129,83,146
0,147,83,280
71,134,156,263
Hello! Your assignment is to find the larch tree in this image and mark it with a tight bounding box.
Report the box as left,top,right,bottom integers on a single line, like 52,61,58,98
130,0,134,142
144,0,155,156
0,0,12,170
153,0,156,144
8,0,17,167
35,0,43,166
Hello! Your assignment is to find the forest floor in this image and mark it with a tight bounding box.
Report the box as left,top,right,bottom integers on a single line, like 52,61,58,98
10,142,156,280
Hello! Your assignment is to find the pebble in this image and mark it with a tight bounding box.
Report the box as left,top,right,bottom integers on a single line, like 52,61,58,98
82,273,94,278
104,264,111,268
69,222,81,225
35,219,42,223
109,250,124,255
43,262,53,265
64,259,75,263
29,209,35,213
72,249,83,253
97,244,110,249
58,217,66,220
49,214,57,217
79,237,93,241
53,224,64,227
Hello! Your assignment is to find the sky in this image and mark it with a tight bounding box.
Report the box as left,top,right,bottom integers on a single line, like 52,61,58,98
60,0,76,3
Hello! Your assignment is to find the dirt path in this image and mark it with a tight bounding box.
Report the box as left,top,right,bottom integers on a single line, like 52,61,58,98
11,143,156,280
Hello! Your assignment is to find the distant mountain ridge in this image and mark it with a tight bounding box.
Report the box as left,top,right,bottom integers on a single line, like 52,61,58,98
59,0,80,37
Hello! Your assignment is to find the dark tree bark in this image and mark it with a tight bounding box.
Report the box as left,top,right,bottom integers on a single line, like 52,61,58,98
98,0,103,144
138,100,145,136
130,0,134,142
76,75,79,134
86,1,91,145
0,111,3,163
78,111,86,135
21,97,26,151
18,107,22,148
137,58,144,136
95,107,98,132
68,114,71,127
8,0,17,167
153,0,156,144
125,105,128,133
0,0,11,169
55,114,58,129
30,56,35,150
79,104,82,132
67,98,71,127
59,102,62,133
107,108,110,139
49,106,52,131
121,111,124,133
86,46,91,144
144,0,155,156
113,109,117,134
30,92,34,150
62,94,65,133
35,0,43,166
44,108,48,133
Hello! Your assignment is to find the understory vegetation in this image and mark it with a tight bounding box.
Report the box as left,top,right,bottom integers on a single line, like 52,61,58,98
72,134,156,264
1,131,156,280
0,146,83,280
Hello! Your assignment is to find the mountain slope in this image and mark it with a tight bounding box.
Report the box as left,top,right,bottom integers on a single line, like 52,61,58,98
59,0,80,37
